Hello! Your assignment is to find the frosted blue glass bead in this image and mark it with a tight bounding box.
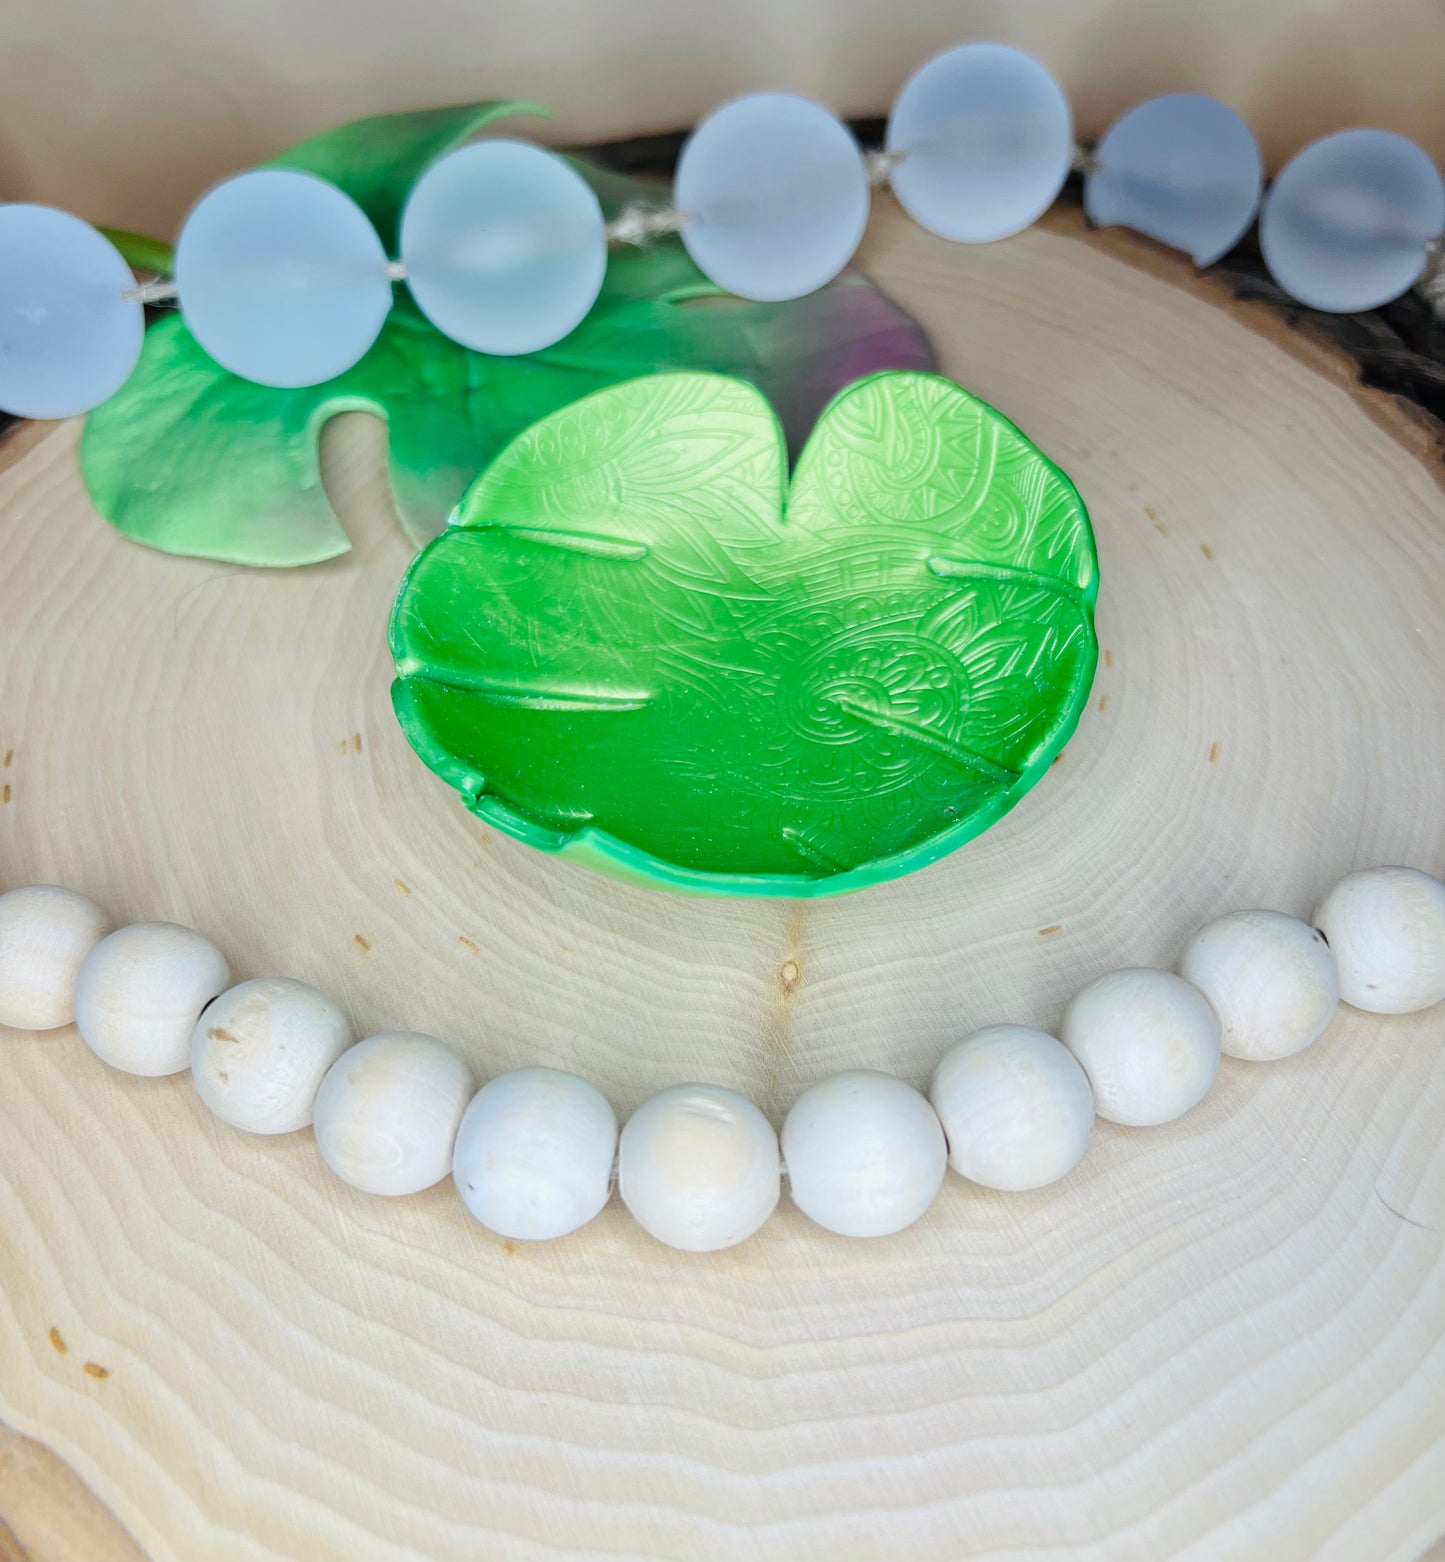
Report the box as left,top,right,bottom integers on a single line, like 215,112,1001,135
400,141,607,356
1085,94,1262,266
885,43,1072,244
675,92,869,302
1260,130,1445,313
0,205,143,419
175,169,391,388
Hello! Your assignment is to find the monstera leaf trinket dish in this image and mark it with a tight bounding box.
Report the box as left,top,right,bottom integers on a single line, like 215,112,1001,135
389,369,1098,896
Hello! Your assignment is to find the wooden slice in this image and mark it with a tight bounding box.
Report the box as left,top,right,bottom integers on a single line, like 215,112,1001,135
2,202,1444,1562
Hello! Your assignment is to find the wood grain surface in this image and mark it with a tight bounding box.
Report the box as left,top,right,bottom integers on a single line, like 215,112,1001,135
1,204,1443,1562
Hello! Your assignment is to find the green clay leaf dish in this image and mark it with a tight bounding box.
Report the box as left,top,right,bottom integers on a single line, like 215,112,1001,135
389,369,1099,897
79,102,935,567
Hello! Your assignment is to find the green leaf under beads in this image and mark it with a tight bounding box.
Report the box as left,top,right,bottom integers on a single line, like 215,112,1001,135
80,101,936,568
389,370,1098,897
263,100,548,253
98,227,174,276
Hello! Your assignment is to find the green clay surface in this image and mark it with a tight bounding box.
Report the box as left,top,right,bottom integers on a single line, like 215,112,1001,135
389,370,1098,897
98,227,175,276
80,102,934,567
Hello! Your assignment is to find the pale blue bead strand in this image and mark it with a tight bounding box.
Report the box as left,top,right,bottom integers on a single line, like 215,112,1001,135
175,169,393,388
0,205,144,419
674,92,869,302
400,141,607,356
885,43,1073,244
1085,94,1263,267
1260,129,1445,313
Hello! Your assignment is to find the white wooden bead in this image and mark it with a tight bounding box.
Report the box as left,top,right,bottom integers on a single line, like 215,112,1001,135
1313,866,1445,1014
782,1070,945,1237
0,884,110,1030
1061,967,1220,1127
618,1083,779,1251
930,1025,1094,1191
313,1032,474,1197
75,922,229,1076
191,977,353,1135
1179,909,1339,1061
452,1067,617,1241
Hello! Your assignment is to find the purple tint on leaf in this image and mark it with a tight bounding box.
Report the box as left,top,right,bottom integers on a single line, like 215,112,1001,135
724,274,938,457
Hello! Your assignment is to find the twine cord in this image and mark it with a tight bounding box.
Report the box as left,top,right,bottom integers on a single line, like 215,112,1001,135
864,147,908,187
607,203,690,245
1071,145,1102,177
121,277,178,305
1417,235,1445,315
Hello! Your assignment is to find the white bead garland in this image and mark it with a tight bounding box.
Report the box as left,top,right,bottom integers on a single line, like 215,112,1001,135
175,168,393,388
1061,967,1220,1128
781,1070,946,1237
1178,909,1338,1061
191,976,353,1135
8,41,1445,420
1313,866,1445,1014
75,921,230,1076
1084,93,1263,268
0,884,111,1031
399,140,608,357
313,1031,474,1197
6,863,1445,1244
618,1083,780,1251
1260,131,1445,314
452,1066,617,1241
930,1025,1094,1191
675,92,870,302
0,205,144,420
885,43,1074,244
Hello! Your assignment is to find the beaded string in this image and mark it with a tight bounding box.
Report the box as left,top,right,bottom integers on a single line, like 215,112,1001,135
3,42,1444,419
1,866,1442,1250
114,210,704,296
